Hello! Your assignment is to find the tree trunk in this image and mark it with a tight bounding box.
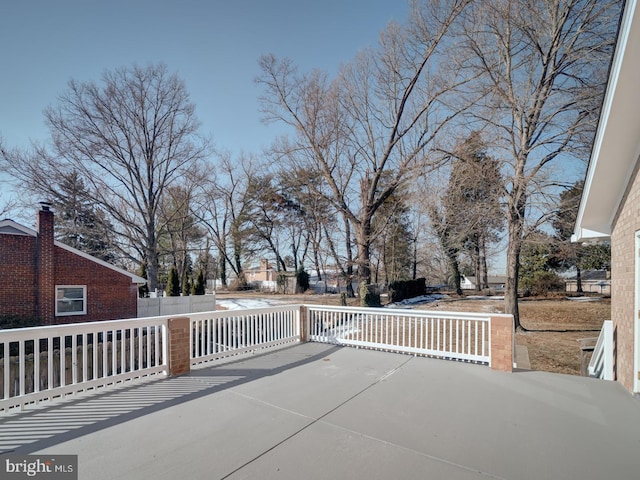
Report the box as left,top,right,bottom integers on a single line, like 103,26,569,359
357,243,372,306
146,223,159,292
474,239,481,292
446,247,463,296
357,221,372,288
576,265,583,293
233,248,246,288
505,215,523,330
412,235,418,280
313,246,322,282
481,234,489,289
219,256,227,287
343,215,356,298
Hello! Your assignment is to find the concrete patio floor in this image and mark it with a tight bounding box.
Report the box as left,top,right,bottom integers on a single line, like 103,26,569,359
1,342,639,479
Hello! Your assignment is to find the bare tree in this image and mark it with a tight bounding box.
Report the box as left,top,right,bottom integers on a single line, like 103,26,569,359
193,153,259,288
459,0,620,328
257,0,474,299
1,64,209,291
0,197,17,220
277,166,335,283
158,184,205,289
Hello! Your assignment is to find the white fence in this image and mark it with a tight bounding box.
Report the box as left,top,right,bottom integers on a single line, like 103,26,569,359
307,305,491,364
137,293,216,317
190,306,301,364
1,317,167,412
1,306,301,412
589,320,614,380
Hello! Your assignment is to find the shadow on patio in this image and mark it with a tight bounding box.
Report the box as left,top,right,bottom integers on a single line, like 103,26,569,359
2,342,639,479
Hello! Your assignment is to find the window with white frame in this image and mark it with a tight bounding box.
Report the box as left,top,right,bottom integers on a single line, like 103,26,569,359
55,285,87,316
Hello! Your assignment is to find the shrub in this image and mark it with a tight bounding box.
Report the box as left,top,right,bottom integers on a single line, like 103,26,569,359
521,271,564,296
0,315,43,330
388,278,426,303
360,283,381,307
296,267,310,293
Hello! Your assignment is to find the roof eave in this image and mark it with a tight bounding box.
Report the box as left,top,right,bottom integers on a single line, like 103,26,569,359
573,0,640,243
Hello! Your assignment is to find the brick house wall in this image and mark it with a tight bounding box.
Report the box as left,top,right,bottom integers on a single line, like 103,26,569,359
0,234,37,318
610,154,640,392
1,207,143,325
53,246,139,324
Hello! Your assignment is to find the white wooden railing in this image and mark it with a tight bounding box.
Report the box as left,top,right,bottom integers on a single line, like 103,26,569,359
1,317,167,412
307,305,491,364
2,304,504,412
588,320,614,380
190,305,301,364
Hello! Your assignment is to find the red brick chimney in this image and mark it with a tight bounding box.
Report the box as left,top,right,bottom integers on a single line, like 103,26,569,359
37,203,55,324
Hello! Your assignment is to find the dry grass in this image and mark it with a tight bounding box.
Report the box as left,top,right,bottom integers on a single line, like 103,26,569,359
416,295,610,375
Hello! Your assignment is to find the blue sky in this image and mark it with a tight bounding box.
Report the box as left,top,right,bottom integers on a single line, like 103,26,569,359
0,0,409,164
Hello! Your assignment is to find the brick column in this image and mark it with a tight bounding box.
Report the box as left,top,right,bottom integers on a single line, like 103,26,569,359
299,305,308,342
490,314,514,372
168,317,191,376
36,204,55,325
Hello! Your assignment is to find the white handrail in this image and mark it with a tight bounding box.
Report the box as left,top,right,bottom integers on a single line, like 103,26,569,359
2,304,507,412
588,320,613,380
306,305,491,364
1,316,168,412
190,305,301,364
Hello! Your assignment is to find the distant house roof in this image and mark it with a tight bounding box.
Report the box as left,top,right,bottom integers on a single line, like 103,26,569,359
573,1,640,241
0,218,35,236
565,270,610,282
464,275,507,285
0,218,146,285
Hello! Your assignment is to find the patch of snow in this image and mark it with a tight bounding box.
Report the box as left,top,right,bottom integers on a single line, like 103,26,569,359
386,294,448,308
566,296,603,302
217,298,286,310
466,295,505,300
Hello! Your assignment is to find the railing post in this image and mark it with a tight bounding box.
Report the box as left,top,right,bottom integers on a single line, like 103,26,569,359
490,315,514,372
167,317,191,376
299,305,308,342
602,320,614,381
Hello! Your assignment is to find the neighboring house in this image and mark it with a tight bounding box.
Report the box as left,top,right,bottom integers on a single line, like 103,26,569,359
0,204,146,325
460,275,506,290
564,270,611,295
573,0,640,394
247,258,277,282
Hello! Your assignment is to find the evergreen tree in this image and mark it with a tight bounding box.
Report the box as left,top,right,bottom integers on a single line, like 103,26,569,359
519,231,564,296
181,272,191,296
51,171,117,262
295,267,310,293
138,262,150,298
371,184,413,285
166,266,180,297
443,132,503,291
552,180,610,292
193,269,206,295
